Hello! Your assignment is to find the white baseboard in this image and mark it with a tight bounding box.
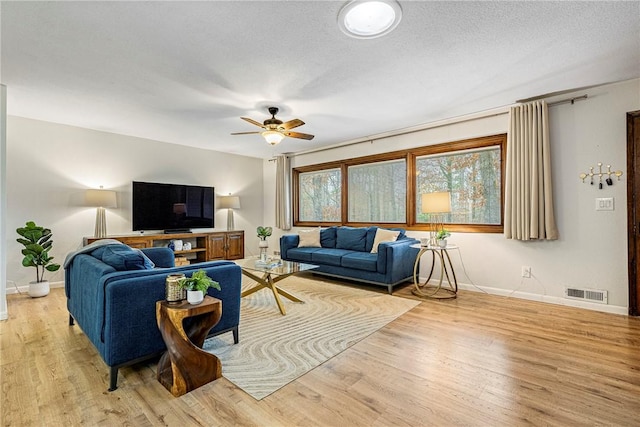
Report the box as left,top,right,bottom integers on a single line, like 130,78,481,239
6,280,65,295
414,275,628,315
457,282,628,315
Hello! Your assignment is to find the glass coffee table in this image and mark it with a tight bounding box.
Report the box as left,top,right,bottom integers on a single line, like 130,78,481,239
235,258,318,315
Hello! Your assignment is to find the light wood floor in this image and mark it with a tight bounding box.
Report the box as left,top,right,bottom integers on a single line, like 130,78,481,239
2,282,640,426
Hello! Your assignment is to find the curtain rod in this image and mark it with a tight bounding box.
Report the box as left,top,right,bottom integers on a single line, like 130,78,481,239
292,91,591,158
548,94,588,107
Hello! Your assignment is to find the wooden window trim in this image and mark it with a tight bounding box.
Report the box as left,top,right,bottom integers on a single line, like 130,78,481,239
293,134,506,233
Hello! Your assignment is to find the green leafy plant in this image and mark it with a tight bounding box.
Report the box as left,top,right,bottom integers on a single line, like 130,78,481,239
16,221,61,283
257,226,273,241
436,229,451,240
178,269,220,293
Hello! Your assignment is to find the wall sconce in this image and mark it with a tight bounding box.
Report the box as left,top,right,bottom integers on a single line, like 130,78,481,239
85,187,117,238
218,194,241,231
421,192,451,246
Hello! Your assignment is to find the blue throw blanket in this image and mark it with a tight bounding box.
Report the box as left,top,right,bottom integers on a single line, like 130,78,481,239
63,239,125,269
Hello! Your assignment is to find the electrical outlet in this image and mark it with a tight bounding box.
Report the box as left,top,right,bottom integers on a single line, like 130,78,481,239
595,197,614,211
521,266,531,278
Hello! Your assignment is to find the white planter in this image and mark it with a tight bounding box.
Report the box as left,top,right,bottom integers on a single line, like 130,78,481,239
258,240,269,248
29,280,50,298
437,239,447,248
187,290,204,305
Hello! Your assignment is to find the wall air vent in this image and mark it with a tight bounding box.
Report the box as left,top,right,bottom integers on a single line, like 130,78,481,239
565,287,608,304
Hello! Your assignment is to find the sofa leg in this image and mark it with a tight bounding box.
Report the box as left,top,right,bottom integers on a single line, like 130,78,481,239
108,367,119,391
233,326,239,344
387,285,393,295
68,314,74,326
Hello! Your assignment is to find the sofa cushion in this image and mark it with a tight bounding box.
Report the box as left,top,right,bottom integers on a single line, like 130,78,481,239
286,247,323,262
320,226,337,248
311,249,353,266
298,228,321,247
341,252,378,271
95,245,153,271
336,227,368,251
371,228,400,253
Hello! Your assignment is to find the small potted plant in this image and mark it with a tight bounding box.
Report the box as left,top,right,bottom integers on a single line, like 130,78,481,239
436,229,451,248
257,226,272,262
178,269,220,305
16,221,61,297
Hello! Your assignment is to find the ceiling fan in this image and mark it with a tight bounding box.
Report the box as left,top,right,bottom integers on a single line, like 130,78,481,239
231,107,315,145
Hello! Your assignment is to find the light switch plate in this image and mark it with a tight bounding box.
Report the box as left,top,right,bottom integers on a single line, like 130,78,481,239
595,197,614,211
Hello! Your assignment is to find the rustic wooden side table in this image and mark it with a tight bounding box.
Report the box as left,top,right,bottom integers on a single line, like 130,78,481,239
156,296,222,397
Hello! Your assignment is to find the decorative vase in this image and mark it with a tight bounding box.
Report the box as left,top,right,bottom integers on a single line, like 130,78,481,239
165,273,186,304
28,280,50,298
187,290,204,305
438,239,447,248
259,239,269,262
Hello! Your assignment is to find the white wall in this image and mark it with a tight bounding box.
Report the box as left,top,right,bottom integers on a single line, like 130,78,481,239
1,85,7,320
5,117,264,294
264,79,640,314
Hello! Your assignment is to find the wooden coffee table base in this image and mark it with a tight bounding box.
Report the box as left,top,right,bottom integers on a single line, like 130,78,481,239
156,296,222,397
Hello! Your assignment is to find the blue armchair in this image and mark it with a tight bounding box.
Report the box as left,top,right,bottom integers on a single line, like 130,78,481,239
64,244,242,391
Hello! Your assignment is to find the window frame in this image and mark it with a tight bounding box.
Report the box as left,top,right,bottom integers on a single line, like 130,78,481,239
292,134,506,233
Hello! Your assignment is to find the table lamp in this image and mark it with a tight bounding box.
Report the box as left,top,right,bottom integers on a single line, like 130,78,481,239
86,187,117,238
218,194,241,231
421,192,451,246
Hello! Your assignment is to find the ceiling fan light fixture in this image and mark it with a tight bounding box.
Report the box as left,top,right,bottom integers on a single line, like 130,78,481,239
262,130,285,145
338,0,402,39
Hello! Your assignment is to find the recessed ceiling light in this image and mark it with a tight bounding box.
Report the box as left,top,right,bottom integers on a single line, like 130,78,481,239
338,0,402,39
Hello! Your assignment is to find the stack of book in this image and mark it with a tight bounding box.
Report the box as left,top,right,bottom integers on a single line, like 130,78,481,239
174,256,190,266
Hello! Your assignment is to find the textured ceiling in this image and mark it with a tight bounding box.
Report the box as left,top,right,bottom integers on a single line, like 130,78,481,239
2,1,639,159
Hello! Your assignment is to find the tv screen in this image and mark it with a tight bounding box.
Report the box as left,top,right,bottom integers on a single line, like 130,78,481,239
132,181,214,232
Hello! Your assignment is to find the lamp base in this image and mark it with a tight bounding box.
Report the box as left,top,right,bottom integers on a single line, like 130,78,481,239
226,208,235,231
94,207,108,238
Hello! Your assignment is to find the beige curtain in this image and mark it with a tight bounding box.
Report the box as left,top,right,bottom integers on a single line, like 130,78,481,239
275,155,292,230
505,100,558,240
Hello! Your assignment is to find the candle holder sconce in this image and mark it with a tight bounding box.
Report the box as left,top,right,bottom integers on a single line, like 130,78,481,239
579,163,623,189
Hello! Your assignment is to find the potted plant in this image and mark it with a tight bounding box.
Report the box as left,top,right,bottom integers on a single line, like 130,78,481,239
257,226,272,262
436,229,451,248
16,221,61,297
178,269,220,305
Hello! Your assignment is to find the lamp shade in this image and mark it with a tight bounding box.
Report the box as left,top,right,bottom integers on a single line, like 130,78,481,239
218,195,240,209
421,192,451,214
85,189,117,208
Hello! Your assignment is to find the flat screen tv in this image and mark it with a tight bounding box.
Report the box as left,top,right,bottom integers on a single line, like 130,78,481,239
132,181,214,233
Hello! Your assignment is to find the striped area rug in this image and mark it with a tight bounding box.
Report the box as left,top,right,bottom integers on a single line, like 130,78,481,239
203,275,419,400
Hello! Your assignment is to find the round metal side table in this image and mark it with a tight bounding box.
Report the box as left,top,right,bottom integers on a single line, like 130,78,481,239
411,244,459,299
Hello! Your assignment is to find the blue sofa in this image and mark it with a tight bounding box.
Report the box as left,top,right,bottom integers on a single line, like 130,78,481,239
64,242,242,391
280,226,419,294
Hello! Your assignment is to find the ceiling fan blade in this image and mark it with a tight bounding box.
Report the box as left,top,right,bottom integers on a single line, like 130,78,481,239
231,131,261,135
241,117,265,128
279,118,305,131
284,131,315,140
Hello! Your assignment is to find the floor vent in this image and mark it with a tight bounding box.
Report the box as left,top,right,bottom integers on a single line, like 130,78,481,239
565,287,608,304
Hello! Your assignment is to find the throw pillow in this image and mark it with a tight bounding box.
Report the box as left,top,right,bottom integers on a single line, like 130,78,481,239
298,228,321,247
336,227,368,251
100,245,151,271
370,228,400,253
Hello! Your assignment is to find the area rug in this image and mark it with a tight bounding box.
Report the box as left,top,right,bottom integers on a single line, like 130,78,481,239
202,275,419,400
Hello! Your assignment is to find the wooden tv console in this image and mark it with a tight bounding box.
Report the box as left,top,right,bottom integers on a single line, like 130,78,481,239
84,230,244,264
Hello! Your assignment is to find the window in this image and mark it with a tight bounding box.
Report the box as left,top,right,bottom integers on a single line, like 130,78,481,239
293,134,505,232
348,159,406,223
297,168,341,222
416,146,501,225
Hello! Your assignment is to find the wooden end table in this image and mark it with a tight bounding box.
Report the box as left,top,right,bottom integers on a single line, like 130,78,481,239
156,296,222,397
